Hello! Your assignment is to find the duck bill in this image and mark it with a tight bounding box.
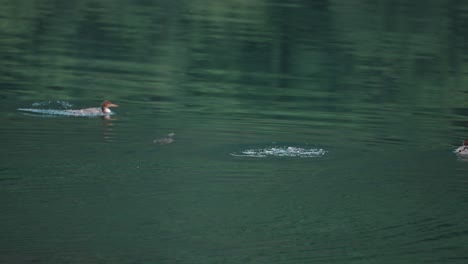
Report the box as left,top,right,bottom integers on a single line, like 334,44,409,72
109,103,119,108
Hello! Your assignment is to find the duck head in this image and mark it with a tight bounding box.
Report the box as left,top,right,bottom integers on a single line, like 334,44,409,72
101,100,119,113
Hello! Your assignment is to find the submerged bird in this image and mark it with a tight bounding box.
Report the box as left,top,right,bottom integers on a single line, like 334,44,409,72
153,133,175,145
454,140,468,155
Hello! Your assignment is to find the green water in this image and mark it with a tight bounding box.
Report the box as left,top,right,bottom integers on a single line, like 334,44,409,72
1,0,468,263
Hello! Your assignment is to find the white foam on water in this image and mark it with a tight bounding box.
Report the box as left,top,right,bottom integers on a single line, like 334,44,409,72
231,146,327,158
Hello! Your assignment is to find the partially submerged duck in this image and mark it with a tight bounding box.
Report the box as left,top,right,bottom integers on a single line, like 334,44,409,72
18,100,119,116
65,100,119,116
153,133,175,145
454,140,468,155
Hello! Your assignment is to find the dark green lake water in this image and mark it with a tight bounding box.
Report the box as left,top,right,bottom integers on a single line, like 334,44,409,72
1,0,468,263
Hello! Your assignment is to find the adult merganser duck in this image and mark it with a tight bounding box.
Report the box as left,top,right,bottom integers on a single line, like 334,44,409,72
18,100,119,116
454,140,468,155
67,100,119,115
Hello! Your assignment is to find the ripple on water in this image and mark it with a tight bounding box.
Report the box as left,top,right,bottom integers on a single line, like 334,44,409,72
230,146,327,158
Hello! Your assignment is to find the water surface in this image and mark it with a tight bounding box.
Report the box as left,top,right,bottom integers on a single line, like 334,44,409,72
1,0,468,263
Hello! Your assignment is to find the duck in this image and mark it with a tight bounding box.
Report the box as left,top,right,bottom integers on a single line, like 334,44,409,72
454,140,468,155
18,100,119,116
64,100,119,116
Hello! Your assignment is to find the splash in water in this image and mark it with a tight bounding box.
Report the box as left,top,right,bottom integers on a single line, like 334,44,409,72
231,146,327,158
31,100,73,108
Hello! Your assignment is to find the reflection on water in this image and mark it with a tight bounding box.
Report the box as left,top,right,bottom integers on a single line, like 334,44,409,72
1,0,468,263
